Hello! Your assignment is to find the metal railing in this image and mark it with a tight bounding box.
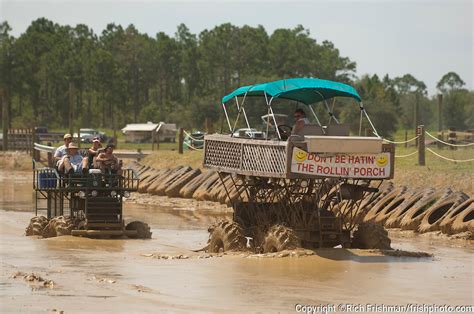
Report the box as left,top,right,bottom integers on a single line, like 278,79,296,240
34,168,140,192
33,142,148,164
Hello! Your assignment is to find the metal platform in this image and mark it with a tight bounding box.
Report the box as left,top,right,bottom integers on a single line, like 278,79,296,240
203,134,395,179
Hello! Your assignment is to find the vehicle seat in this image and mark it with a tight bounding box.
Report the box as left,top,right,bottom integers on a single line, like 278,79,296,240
295,124,325,136
326,124,350,136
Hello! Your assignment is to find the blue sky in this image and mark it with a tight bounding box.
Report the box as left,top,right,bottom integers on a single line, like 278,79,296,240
1,0,472,95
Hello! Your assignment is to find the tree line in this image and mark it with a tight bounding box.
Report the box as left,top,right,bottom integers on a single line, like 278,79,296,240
0,18,472,137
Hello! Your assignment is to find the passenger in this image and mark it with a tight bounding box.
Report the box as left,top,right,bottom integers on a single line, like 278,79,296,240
54,134,73,164
96,144,122,175
58,143,89,174
88,137,102,168
292,109,310,135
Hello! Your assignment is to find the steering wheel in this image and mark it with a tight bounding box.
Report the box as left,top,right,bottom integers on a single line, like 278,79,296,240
277,125,293,140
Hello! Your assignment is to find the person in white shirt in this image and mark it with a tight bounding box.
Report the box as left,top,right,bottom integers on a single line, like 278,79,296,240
292,109,310,134
54,133,73,165
58,143,89,174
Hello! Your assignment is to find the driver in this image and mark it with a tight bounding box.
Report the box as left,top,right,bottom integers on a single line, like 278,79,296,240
292,109,309,134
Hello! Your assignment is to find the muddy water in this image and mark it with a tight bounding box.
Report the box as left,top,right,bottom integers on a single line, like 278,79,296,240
0,170,473,313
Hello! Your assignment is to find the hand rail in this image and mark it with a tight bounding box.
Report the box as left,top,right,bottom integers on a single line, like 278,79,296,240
33,142,149,160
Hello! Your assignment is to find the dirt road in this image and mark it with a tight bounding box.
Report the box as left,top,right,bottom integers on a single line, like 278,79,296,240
0,171,473,312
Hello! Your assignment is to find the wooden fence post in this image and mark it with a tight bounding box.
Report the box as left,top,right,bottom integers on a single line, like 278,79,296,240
137,148,142,162
178,128,184,154
404,130,408,148
448,127,457,150
418,125,425,166
151,128,155,151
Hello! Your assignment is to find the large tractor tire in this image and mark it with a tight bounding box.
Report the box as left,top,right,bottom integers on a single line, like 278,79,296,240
439,198,474,234
179,171,215,198
384,188,432,228
450,205,474,235
363,186,408,222
165,168,201,197
350,181,395,223
262,225,300,253
359,182,395,212
417,192,469,233
352,222,391,250
126,221,152,239
42,216,75,238
399,188,453,230
25,216,49,236
207,220,247,253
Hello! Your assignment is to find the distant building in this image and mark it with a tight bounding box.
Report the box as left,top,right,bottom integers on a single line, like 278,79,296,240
121,122,177,143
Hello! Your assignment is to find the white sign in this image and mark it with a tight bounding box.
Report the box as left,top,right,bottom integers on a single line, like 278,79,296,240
291,147,391,179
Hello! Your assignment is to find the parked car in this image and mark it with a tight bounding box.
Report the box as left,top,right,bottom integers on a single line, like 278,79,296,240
34,126,48,134
73,129,107,143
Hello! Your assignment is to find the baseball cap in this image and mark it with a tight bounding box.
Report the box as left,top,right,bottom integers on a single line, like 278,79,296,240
64,133,73,139
68,143,79,149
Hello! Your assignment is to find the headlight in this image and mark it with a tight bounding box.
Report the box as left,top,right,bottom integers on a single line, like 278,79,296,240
110,190,117,197
92,180,98,187
123,191,130,198
91,190,98,197
77,191,86,198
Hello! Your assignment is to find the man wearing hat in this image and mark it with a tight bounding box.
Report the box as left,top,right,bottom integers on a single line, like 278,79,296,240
54,133,73,164
58,143,89,174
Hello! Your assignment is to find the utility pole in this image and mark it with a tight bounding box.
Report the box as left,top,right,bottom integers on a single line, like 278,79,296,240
0,89,9,151
1,89,8,151
437,94,443,132
414,93,419,136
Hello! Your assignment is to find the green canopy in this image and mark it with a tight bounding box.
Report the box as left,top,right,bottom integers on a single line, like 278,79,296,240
222,78,361,104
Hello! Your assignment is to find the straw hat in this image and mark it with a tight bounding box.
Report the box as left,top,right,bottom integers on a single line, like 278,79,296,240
68,143,79,149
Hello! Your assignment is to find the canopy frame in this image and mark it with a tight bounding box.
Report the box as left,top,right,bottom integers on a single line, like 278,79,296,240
222,78,379,140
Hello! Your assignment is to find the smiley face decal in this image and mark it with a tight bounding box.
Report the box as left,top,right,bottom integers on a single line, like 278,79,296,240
376,154,389,167
294,149,308,162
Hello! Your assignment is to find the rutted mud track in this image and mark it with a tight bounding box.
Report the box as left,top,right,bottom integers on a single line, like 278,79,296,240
1,170,473,312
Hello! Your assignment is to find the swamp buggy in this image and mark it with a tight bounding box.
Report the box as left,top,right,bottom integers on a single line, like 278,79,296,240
204,78,395,252
28,162,151,239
